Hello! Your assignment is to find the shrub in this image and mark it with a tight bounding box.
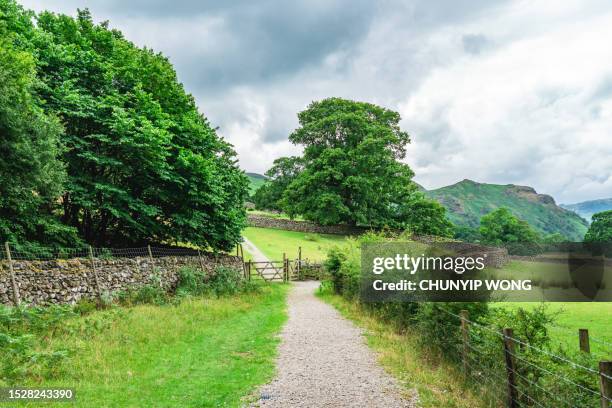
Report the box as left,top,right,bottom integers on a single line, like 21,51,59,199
118,284,168,306
176,266,257,298
0,305,75,383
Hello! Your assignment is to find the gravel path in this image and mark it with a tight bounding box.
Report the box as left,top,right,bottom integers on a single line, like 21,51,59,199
253,281,416,407
242,236,270,263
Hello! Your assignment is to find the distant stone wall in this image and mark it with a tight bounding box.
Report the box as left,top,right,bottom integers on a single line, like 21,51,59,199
248,214,509,268
247,214,367,235
0,253,242,306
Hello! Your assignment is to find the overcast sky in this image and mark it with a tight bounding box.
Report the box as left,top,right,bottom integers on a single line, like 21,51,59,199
20,0,612,204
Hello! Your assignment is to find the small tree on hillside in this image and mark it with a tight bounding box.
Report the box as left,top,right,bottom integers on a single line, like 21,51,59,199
479,208,540,253
584,210,612,256
253,157,303,211
273,97,452,236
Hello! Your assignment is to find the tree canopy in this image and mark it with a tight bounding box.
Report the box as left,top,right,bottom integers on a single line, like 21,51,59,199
479,208,540,245
584,210,612,244
260,97,453,236
0,2,248,250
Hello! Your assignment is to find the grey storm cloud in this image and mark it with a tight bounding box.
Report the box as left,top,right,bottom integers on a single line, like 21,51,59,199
18,0,612,203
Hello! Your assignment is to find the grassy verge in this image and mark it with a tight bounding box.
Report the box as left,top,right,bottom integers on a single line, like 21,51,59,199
10,284,288,407
316,287,486,408
242,226,349,261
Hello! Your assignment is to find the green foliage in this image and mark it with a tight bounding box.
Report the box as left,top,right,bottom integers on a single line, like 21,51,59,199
479,208,541,254
584,210,612,243
322,235,602,407
427,180,589,241
177,266,257,298
0,2,248,250
0,305,75,382
0,4,78,247
584,210,612,256
258,98,451,236
453,225,481,242
253,156,303,211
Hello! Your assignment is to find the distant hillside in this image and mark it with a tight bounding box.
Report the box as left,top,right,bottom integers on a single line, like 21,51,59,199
560,198,612,222
246,172,267,194
425,179,589,241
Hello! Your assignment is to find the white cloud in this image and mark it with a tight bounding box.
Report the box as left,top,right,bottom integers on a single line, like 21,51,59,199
18,0,612,203
400,1,612,203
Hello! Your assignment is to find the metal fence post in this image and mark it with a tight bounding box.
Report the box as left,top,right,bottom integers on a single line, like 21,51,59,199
502,328,518,408
460,310,469,373
4,242,20,306
579,329,590,353
600,361,612,408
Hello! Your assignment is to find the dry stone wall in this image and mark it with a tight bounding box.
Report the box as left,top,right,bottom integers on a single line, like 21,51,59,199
0,254,242,306
247,214,367,235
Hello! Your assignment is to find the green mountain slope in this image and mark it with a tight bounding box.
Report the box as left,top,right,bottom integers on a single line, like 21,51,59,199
246,172,267,194
560,198,612,222
425,179,589,240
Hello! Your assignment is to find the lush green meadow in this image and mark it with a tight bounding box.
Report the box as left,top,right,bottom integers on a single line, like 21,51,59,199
9,285,288,407
497,302,612,358
242,226,350,261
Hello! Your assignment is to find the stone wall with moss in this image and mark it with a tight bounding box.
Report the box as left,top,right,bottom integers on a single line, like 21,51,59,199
0,254,242,306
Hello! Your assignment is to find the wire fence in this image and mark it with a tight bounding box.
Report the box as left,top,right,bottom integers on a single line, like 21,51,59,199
0,244,232,262
437,307,612,408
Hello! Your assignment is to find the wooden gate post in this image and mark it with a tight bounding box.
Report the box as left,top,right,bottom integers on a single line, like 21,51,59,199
88,246,102,300
502,328,518,408
247,260,252,281
4,242,20,306
600,361,612,408
298,246,302,280
282,252,287,282
579,329,590,353
460,310,469,373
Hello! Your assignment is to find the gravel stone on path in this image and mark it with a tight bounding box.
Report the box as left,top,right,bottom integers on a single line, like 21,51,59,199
252,281,416,407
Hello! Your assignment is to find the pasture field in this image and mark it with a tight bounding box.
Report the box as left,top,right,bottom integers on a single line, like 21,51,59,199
10,285,288,407
242,226,350,261
497,302,612,358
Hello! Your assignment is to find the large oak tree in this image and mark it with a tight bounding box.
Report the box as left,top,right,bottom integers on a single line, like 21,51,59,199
274,98,453,236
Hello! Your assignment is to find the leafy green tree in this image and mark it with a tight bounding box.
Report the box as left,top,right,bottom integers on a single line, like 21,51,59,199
6,7,247,250
479,208,540,248
253,156,303,211
584,210,612,244
0,7,78,247
276,97,452,236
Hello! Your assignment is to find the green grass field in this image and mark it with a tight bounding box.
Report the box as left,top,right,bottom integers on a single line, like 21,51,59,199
16,285,288,407
497,302,612,358
242,226,350,261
